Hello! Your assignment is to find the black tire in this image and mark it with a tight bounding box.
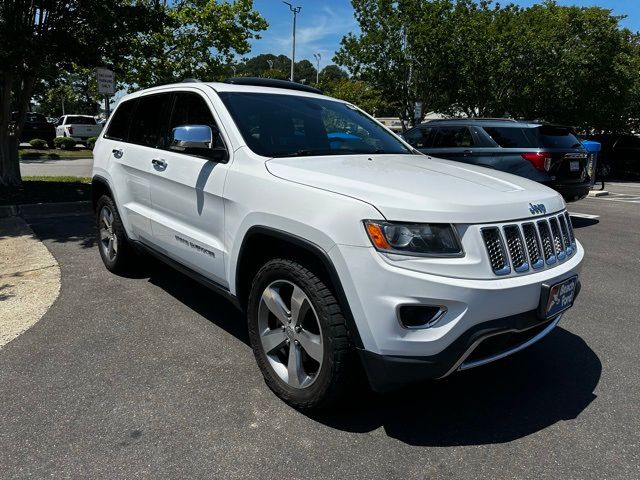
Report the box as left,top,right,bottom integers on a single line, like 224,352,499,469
247,258,357,410
95,195,137,274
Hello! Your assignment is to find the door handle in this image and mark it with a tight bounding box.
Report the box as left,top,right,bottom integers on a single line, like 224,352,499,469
463,149,473,156
152,158,167,168
112,148,123,159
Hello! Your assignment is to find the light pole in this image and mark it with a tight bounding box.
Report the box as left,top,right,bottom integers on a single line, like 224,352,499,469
313,53,321,85
283,2,301,82
267,59,274,70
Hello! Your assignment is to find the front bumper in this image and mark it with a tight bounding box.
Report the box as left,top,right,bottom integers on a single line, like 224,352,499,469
359,308,572,391
330,240,584,390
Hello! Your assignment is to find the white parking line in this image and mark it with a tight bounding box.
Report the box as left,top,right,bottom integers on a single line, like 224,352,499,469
569,212,600,219
596,193,640,203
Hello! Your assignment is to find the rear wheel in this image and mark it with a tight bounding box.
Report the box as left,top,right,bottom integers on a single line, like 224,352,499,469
96,195,137,274
247,259,357,410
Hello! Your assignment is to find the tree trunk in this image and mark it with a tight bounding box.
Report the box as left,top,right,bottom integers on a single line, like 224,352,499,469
0,71,21,187
0,74,35,187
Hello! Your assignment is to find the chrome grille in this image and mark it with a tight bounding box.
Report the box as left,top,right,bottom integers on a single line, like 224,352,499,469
537,220,556,264
557,215,572,254
564,212,576,246
481,228,510,275
503,225,528,272
522,223,543,269
548,217,566,261
481,211,576,276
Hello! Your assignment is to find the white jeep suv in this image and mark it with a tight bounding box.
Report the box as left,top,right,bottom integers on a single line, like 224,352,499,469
92,78,583,409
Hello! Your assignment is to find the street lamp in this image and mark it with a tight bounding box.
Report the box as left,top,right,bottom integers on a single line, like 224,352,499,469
267,59,274,70
313,53,321,85
283,2,301,82
231,65,237,77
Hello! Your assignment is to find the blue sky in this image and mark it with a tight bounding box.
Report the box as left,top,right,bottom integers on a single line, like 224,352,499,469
249,0,639,69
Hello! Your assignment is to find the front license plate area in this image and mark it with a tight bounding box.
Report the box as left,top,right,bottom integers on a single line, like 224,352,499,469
538,276,578,320
570,160,580,172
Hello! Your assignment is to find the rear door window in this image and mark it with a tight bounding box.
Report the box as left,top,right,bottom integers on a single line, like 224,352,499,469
483,127,535,148
105,99,137,141
128,93,173,148
432,127,474,148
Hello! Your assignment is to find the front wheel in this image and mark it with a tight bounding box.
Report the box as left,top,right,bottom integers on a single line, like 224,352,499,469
95,195,137,274
247,259,357,410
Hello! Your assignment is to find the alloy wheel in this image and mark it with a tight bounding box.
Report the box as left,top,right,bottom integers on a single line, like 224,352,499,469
99,206,118,262
257,280,324,389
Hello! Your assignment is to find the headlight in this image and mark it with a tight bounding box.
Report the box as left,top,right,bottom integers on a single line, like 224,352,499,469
364,221,463,257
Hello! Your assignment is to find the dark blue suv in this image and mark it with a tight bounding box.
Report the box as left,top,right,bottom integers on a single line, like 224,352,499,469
402,119,590,202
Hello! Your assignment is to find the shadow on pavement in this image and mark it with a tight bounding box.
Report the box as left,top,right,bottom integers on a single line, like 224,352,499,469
570,217,599,229
146,259,249,345
21,213,96,249
310,328,600,447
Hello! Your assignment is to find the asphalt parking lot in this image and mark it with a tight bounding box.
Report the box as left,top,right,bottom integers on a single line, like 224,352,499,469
1,183,638,479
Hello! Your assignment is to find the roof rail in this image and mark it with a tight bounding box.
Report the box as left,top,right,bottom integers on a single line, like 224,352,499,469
223,77,323,95
425,117,518,123
182,78,202,83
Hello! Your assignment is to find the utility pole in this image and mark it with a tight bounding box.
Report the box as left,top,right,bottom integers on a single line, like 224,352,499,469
283,2,301,82
313,53,321,85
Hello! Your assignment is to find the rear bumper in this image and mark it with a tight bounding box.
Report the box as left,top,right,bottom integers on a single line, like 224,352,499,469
551,181,590,201
359,296,576,392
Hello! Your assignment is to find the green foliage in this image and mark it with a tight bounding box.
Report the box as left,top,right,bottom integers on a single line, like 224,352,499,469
323,79,391,116
122,0,268,88
34,67,103,117
336,0,640,132
54,136,77,150
29,139,49,149
320,65,348,83
87,137,99,150
1,0,163,186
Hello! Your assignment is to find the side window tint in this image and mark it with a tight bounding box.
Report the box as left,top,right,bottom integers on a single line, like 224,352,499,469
433,127,475,148
129,94,172,148
105,100,137,141
404,127,432,148
167,92,224,149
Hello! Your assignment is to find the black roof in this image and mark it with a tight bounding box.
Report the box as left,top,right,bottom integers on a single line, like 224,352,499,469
223,77,323,95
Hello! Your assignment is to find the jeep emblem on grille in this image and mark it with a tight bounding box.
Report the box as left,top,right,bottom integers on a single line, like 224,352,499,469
529,203,546,215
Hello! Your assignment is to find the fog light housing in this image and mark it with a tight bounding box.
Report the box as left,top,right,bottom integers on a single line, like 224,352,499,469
398,305,447,329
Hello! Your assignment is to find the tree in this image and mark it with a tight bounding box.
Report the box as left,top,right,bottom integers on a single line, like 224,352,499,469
0,0,161,186
336,0,640,132
324,79,390,116
121,0,267,89
34,67,102,118
320,64,348,83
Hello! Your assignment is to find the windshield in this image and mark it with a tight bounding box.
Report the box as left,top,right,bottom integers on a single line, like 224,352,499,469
66,116,97,125
218,92,410,157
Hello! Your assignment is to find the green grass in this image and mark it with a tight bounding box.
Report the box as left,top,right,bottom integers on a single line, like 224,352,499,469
1,176,92,206
19,149,93,159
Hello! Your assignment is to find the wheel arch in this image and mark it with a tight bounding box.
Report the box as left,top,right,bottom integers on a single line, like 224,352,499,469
235,226,364,349
92,175,113,211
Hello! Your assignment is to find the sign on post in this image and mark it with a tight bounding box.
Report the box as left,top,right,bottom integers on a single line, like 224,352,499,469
414,102,423,122
96,68,115,95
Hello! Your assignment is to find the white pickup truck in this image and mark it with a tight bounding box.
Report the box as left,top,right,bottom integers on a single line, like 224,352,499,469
56,115,103,142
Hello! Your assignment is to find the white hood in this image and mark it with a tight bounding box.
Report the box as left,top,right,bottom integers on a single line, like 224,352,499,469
266,154,565,223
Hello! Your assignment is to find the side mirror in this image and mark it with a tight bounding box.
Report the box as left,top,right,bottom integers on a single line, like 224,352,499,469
169,124,227,162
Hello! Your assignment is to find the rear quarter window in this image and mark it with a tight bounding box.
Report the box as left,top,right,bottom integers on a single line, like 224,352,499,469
535,127,581,149
483,127,535,148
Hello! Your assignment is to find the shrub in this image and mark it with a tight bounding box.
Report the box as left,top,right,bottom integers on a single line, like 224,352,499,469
54,136,77,150
86,137,99,150
29,138,48,149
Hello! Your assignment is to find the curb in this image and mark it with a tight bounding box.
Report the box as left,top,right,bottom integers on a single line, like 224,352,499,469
0,201,92,219
588,190,609,197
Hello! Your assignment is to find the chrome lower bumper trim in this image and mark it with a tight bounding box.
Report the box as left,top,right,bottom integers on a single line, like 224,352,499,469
458,315,562,372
